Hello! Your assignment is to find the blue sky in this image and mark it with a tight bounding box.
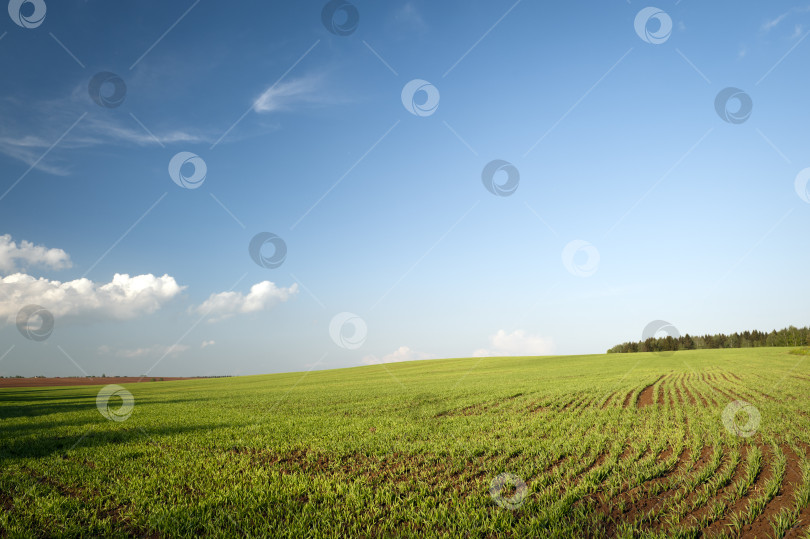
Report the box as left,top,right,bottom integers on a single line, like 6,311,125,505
2,0,810,377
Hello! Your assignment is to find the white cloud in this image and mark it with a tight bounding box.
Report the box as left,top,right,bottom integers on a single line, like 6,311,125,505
0,95,205,175
80,116,205,147
473,330,554,358
201,340,215,348
0,272,184,321
762,6,810,34
0,137,73,176
0,234,71,274
253,75,328,114
194,281,298,321
361,345,437,365
98,344,189,359
763,11,790,32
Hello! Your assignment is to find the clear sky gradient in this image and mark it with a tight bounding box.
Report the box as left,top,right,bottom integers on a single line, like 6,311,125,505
2,0,810,376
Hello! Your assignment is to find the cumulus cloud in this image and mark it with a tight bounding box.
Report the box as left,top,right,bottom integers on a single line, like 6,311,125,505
253,75,328,113
0,272,184,320
0,234,71,274
194,281,298,321
98,344,189,359
362,346,437,365
473,330,554,358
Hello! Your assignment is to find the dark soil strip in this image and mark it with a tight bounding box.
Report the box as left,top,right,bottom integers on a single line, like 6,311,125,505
700,382,719,407
600,392,617,410
693,384,710,408
559,451,610,492
703,444,773,537
674,378,685,405
561,398,578,411
571,398,587,411
600,446,709,536
638,376,665,408
685,446,750,528
673,449,734,523
681,378,698,406
745,445,803,538
706,382,740,404
527,401,549,414
621,390,635,409
747,387,779,403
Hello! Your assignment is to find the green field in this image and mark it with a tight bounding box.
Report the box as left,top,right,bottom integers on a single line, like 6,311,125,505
3,348,810,537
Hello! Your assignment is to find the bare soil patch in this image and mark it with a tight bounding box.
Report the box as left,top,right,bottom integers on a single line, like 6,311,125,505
621,390,634,409
703,444,773,537
637,375,665,408
745,445,803,538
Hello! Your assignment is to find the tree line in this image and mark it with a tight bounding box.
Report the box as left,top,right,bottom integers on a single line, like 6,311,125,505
607,326,810,354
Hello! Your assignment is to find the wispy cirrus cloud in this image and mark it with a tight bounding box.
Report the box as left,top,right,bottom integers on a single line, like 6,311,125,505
253,74,332,114
0,91,206,175
762,6,810,34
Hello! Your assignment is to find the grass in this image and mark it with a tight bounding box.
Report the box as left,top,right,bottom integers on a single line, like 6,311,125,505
2,347,810,537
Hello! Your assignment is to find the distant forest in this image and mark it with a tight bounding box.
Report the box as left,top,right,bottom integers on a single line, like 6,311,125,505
607,326,810,354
